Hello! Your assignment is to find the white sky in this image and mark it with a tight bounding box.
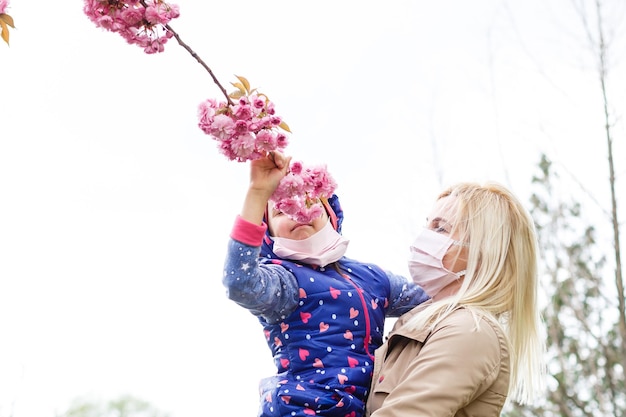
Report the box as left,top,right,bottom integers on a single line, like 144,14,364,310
1,1,625,416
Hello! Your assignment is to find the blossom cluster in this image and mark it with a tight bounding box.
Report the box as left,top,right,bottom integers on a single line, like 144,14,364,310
197,76,336,223
271,161,337,224
197,94,289,162
197,77,336,222
0,0,14,46
83,4,337,224
84,0,180,54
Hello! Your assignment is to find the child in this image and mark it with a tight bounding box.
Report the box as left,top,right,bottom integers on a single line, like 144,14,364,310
223,152,430,417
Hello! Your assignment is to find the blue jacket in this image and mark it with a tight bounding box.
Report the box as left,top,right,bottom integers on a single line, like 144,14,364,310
223,196,429,417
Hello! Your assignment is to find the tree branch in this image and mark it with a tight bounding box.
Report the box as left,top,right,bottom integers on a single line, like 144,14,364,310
139,0,234,105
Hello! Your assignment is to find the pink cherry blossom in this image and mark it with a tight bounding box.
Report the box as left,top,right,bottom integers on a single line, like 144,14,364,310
120,7,142,25
251,96,265,110
84,0,180,53
230,133,257,160
290,161,303,175
0,0,8,14
232,103,254,121
196,93,289,161
270,161,337,224
197,98,217,121
275,133,288,149
206,114,235,140
255,130,277,152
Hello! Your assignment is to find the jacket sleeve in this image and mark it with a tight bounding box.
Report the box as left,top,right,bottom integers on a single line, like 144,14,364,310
222,215,299,323
384,271,430,317
370,311,506,416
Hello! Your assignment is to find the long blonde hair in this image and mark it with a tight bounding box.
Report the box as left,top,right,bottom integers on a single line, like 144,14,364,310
407,182,545,404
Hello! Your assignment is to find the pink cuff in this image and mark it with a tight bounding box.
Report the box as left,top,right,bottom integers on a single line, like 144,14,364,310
230,215,268,246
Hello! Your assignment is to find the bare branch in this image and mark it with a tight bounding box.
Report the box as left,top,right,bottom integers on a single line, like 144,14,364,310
138,0,234,105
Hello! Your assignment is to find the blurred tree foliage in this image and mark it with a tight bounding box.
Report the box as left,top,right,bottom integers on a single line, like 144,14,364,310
503,155,624,417
504,0,624,415
56,395,170,417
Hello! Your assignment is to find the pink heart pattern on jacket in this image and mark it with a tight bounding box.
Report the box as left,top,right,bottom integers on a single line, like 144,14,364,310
258,259,393,417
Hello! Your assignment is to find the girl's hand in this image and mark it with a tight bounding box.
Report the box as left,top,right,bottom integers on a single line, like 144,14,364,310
240,151,292,226
249,151,292,197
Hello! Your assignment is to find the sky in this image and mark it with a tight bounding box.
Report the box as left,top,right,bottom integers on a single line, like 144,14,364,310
1,1,625,416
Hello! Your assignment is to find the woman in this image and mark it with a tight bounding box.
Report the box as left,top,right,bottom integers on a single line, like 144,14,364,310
366,182,545,416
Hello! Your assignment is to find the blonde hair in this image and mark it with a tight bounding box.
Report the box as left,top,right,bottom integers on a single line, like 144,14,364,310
408,182,545,404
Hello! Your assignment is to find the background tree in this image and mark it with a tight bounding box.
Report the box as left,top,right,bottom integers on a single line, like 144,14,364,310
503,154,624,417
56,395,170,417
504,0,624,415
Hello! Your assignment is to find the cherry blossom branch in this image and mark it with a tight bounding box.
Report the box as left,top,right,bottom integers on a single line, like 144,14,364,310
84,0,337,223
137,0,233,105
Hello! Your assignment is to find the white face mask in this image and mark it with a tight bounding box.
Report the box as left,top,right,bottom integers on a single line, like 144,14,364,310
408,228,467,297
271,220,350,267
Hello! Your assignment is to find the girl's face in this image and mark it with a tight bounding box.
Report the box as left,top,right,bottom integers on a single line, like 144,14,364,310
268,204,329,240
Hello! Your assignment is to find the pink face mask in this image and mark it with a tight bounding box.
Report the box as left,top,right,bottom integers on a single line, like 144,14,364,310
271,220,350,267
408,228,467,297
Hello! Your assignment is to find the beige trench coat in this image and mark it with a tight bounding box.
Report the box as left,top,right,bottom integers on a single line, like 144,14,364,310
366,303,510,417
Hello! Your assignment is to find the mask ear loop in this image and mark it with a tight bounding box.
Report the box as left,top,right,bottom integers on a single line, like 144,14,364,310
449,239,469,277
320,197,339,232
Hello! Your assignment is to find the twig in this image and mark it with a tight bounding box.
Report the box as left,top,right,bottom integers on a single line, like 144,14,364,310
138,0,233,105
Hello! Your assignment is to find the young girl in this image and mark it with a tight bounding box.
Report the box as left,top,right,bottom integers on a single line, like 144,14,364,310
223,152,430,417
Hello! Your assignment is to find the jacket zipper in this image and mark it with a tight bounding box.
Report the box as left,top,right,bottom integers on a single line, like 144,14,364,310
340,272,375,361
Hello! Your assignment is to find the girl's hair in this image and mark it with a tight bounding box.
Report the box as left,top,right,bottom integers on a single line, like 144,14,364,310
407,182,545,404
